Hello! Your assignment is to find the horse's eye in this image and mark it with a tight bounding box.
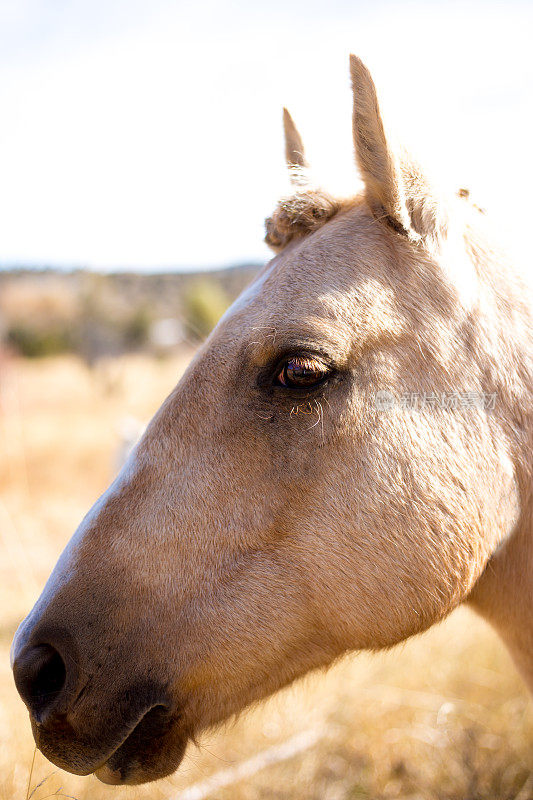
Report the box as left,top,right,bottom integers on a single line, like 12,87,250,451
276,356,330,389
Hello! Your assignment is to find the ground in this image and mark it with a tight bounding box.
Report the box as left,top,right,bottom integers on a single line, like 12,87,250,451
1,353,532,800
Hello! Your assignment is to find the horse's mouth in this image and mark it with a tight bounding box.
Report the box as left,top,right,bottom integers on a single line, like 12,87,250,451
31,700,188,786
94,704,188,785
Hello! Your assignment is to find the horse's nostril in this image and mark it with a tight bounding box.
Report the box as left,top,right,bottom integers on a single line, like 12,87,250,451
14,644,67,721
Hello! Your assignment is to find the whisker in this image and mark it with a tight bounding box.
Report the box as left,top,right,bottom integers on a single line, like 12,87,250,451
25,748,37,800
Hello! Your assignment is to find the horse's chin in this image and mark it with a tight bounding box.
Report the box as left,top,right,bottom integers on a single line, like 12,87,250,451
94,738,188,786
94,740,187,785
93,705,188,785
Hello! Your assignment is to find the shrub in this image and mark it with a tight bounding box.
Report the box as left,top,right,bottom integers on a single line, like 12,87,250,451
6,324,72,358
124,307,152,349
182,279,229,341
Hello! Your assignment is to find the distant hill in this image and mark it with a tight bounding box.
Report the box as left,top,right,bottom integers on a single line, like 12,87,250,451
0,264,262,360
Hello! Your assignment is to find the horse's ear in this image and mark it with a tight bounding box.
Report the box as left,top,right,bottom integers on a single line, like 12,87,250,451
349,54,446,245
283,107,309,186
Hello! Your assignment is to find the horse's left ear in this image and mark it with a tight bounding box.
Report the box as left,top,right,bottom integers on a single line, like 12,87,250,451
283,107,309,187
350,54,447,246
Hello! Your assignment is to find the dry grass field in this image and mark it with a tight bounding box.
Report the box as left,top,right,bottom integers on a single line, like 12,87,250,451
1,353,533,800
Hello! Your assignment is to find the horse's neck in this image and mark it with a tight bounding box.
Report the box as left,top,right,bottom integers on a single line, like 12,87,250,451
467,264,533,690
468,501,533,690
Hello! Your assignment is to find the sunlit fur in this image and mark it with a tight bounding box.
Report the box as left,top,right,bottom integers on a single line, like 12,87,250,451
12,55,533,785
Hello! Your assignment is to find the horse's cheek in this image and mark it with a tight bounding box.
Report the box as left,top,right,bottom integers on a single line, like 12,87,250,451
304,412,519,646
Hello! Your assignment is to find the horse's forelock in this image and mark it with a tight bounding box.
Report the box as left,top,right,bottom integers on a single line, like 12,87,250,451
264,189,354,251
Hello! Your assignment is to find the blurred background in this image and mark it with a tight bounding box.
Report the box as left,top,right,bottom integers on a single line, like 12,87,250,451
1,1,533,798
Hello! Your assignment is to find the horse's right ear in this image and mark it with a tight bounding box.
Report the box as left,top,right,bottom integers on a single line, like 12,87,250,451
283,107,309,187
350,54,447,247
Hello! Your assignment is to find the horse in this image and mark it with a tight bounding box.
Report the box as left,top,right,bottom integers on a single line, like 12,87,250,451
11,55,533,785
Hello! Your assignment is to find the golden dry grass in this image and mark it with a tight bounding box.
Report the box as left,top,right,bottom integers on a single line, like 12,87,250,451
1,353,533,800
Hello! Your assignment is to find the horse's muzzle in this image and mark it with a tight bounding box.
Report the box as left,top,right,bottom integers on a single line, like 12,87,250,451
12,624,187,784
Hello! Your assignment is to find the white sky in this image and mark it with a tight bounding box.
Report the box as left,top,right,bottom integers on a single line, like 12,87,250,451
0,0,532,271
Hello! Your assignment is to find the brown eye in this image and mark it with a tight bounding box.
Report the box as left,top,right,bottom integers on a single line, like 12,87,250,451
277,356,330,389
